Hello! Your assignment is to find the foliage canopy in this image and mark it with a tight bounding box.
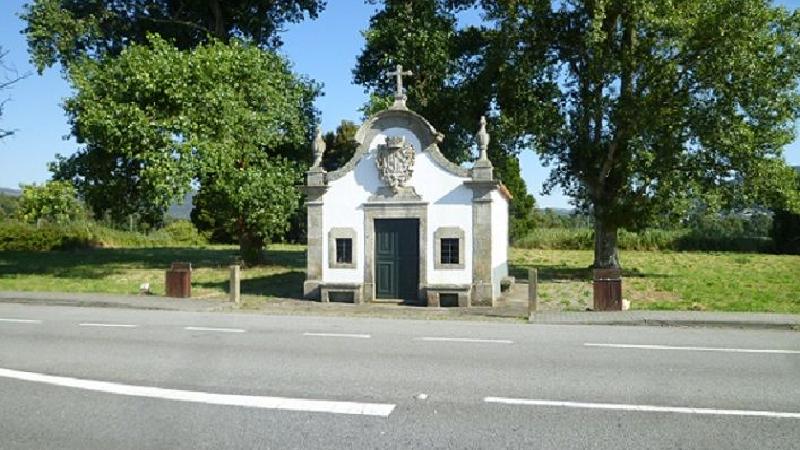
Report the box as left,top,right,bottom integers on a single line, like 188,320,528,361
53,36,317,262
22,0,325,73
16,180,84,225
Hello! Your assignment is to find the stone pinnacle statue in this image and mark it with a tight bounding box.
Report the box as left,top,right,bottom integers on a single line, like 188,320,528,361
387,64,413,108
477,116,490,161
312,126,326,169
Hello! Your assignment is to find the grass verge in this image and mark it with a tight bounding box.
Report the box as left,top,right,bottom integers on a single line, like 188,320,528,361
0,244,305,300
0,245,797,313
510,248,800,313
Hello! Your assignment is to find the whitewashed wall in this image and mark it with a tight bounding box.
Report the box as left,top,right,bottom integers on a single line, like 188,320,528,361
415,144,473,286
321,127,473,286
491,189,510,298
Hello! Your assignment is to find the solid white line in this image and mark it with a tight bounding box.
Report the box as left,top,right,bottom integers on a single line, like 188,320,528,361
0,367,395,417
184,326,245,333
0,318,42,324
415,337,513,344
484,397,800,419
584,343,800,355
79,323,138,328
303,332,371,339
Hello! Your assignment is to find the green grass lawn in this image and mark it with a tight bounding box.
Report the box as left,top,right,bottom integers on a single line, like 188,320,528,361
0,245,798,313
510,248,800,313
0,245,306,300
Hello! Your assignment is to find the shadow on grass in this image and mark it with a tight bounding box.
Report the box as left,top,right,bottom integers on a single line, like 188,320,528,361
195,271,306,300
510,265,590,282
0,246,306,280
510,264,669,282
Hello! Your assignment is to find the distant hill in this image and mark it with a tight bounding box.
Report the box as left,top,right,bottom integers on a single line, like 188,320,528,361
0,187,21,197
535,207,576,216
2,186,195,219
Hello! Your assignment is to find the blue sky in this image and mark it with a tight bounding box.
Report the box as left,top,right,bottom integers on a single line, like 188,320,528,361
1,0,799,208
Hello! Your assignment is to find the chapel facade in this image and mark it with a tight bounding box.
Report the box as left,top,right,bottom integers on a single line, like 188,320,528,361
301,66,510,307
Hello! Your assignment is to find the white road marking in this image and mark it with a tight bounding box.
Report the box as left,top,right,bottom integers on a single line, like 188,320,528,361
303,332,371,339
484,397,800,419
0,367,395,417
584,343,800,355
415,337,513,344
79,323,138,328
0,318,42,324
184,326,245,333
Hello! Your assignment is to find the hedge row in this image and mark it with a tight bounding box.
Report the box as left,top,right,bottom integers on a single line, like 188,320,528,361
514,228,774,253
0,220,207,252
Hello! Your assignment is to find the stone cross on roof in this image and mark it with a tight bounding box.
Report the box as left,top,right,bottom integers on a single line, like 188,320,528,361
387,64,413,108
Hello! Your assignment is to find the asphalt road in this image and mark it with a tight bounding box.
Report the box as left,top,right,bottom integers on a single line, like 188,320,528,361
0,303,798,449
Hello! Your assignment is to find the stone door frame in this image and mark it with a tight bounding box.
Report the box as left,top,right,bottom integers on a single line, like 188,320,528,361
363,201,428,303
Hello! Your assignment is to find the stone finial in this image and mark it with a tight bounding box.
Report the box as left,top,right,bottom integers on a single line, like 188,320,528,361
311,126,326,169
472,116,493,180
477,116,490,161
387,64,413,108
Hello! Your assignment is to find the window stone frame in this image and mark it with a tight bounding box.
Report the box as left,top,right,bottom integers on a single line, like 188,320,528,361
434,227,465,270
328,228,357,269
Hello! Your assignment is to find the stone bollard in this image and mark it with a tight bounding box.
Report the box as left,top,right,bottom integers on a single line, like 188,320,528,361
230,264,241,305
528,268,538,316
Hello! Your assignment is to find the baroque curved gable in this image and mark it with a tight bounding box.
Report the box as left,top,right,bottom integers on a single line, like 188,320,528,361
327,107,470,182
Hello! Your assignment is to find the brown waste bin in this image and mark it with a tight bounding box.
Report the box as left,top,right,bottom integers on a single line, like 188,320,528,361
165,262,192,298
593,268,621,311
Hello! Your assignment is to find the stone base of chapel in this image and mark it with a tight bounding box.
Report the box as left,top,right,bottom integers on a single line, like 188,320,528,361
306,282,500,308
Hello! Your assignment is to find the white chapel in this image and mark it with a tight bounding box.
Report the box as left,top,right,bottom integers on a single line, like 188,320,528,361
302,65,510,307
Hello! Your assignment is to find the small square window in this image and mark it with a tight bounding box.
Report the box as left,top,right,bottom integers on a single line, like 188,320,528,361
336,238,352,264
440,238,459,265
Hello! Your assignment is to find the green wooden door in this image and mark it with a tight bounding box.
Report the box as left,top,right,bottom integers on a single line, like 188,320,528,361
375,219,419,301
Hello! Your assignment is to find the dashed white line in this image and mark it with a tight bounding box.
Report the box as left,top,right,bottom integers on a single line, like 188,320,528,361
0,318,42,324
484,397,800,419
184,326,245,333
303,332,371,339
415,337,513,344
0,367,395,417
584,343,800,355
79,323,138,328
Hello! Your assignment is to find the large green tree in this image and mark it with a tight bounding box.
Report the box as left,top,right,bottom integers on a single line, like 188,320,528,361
481,0,800,268
22,0,325,73
55,36,317,262
354,0,537,238
23,0,323,242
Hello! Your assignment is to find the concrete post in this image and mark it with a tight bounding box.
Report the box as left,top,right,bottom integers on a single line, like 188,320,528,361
230,265,241,305
528,268,538,315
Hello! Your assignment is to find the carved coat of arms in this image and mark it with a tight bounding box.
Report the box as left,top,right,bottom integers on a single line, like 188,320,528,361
376,135,415,193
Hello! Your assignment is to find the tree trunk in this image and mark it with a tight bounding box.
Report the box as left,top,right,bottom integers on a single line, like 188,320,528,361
208,0,225,40
239,231,265,266
593,218,620,269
